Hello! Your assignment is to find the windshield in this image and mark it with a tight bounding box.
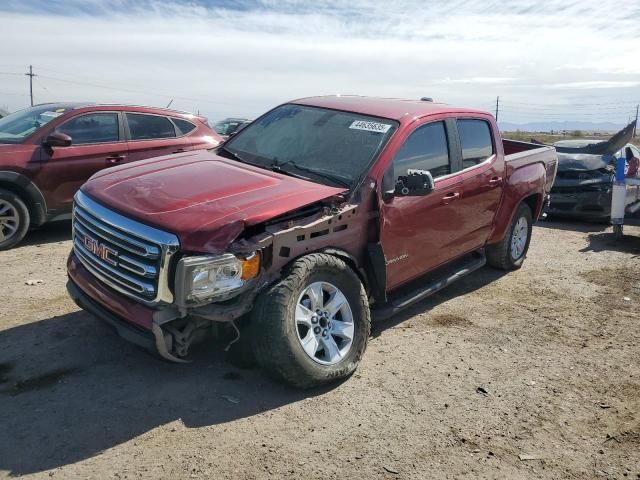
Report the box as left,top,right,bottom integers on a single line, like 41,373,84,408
0,105,74,144
222,104,397,188
214,119,248,136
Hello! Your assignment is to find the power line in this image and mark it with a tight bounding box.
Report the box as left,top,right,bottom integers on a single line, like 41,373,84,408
37,73,264,108
0,90,28,97
500,99,640,107
500,102,638,112
499,107,636,116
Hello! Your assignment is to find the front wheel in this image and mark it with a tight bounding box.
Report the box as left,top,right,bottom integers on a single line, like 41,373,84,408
0,189,30,251
251,253,370,388
486,203,533,270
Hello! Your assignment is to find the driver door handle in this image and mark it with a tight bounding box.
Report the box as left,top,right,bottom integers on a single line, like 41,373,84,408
488,176,503,187
106,154,126,165
172,148,186,154
442,192,460,205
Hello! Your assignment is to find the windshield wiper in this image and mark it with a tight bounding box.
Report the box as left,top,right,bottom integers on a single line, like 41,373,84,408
270,159,351,188
217,145,257,167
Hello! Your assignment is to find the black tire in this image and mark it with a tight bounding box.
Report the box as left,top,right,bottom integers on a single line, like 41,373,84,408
486,203,532,270
0,189,30,251
225,321,258,369
251,253,370,389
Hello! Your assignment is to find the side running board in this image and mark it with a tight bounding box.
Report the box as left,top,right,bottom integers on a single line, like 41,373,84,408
371,250,486,322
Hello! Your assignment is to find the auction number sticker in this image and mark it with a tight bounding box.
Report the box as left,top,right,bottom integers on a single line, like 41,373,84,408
349,120,392,133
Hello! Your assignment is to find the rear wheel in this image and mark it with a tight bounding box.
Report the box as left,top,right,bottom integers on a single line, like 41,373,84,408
0,189,30,251
252,253,370,388
486,203,532,270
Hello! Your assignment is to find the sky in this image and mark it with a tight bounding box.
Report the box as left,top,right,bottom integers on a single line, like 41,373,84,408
1,0,639,127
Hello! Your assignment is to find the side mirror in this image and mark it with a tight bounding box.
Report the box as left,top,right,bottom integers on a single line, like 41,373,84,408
382,167,396,202
43,132,72,148
395,169,435,197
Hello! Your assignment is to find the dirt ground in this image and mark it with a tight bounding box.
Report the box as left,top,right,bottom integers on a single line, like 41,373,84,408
0,220,638,479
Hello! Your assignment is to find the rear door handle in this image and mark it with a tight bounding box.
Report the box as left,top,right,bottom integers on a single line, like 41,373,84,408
106,154,125,165
488,176,503,187
172,148,186,154
442,192,460,205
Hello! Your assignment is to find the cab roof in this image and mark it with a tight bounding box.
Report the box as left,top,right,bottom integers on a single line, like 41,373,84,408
292,95,490,124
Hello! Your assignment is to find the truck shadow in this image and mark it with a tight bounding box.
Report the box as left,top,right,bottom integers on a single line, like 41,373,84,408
0,312,327,476
22,221,72,247
371,266,506,336
535,218,609,233
0,266,505,475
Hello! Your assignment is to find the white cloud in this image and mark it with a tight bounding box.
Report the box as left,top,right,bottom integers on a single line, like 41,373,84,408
545,81,640,89
1,0,639,124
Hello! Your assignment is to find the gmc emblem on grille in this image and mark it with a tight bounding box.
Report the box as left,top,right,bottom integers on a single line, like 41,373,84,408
83,235,118,266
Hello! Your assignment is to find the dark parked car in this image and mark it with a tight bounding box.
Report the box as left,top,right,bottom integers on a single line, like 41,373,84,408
213,117,251,138
0,103,222,249
547,123,640,221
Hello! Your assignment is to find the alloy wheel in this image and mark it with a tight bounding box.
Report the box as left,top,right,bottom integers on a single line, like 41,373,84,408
0,199,19,243
295,281,355,365
510,216,528,260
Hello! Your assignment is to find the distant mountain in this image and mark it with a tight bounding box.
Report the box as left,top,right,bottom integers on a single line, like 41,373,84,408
499,121,627,133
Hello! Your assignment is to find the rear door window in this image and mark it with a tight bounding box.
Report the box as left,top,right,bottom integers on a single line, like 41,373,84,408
393,121,451,179
56,113,119,145
127,113,176,140
172,118,197,135
457,119,494,169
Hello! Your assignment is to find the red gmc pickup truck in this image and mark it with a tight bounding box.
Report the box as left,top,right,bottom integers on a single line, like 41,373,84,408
67,96,558,388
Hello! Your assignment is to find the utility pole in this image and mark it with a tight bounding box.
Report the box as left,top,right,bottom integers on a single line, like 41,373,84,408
495,96,500,123
25,65,36,106
634,104,639,138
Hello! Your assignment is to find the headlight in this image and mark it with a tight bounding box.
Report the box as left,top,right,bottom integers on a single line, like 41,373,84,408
176,252,260,305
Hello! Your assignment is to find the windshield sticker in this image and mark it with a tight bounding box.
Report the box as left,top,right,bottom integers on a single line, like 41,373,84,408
41,111,64,118
349,120,392,133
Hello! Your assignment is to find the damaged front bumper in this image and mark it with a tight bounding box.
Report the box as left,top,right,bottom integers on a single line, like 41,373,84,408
547,179,612,220
67,252,257,362
67,277,158,354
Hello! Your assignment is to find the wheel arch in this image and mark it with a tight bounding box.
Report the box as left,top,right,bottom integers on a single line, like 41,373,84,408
0,171,47,227
522,192,543,220
275,247,372,296
488,191,543,245
318,247,370,292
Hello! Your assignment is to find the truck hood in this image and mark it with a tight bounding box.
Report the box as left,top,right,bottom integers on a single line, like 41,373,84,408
81,150,346,253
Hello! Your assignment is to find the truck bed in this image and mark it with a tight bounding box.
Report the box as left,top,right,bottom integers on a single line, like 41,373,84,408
502,139,558,197
504,139,555,165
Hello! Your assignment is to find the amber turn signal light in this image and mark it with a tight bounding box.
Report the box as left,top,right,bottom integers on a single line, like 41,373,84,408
240,252,261,280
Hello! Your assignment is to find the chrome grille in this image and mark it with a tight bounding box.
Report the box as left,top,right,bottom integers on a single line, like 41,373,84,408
72,191,179,304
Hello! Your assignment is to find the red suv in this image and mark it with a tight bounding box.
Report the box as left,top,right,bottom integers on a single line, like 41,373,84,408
0,103,222,249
